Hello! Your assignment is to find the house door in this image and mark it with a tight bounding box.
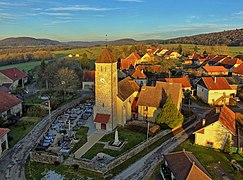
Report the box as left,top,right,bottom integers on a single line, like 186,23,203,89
1,141,7,152
101,123,106,130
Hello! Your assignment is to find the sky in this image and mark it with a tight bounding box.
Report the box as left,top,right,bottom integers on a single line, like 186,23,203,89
0,0,243,41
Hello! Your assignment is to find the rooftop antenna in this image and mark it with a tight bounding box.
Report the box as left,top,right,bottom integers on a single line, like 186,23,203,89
106,34,108,48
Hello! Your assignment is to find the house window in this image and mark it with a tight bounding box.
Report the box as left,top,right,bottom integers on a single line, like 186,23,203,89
101,66,103,71
144,106,148,111
206,141,214,146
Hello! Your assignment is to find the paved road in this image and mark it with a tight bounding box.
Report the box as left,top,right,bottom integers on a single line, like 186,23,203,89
113,109,209,180
0,94,93,180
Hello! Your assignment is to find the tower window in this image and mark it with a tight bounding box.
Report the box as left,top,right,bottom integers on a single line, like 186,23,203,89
101,66,103,71
102,103,104,107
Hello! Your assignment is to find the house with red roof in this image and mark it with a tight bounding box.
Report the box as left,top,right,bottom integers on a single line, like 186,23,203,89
0,128,10,156
82,70,95,91
165,77,192,91
218,58,242,72
196,77,237,105
201,66,228,76
162,150,211,180
232,63,243,76
0,68,28,91
0,91,22,120
120,52,140,70
194,105,238,150
131,68,148,86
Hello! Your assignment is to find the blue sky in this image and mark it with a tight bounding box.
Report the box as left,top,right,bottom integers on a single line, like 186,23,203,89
0,0,243,41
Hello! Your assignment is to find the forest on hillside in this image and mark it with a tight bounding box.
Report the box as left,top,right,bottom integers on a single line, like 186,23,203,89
163,29,243,46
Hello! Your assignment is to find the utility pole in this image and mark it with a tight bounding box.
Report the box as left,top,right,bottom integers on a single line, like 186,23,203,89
48,99,51,121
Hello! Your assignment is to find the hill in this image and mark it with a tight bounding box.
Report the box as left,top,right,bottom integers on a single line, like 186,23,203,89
64,38,138,47
0,37,63,47
164,29,243,46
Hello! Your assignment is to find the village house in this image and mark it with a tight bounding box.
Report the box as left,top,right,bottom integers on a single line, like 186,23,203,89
136,82,183,122
131,68,148,86
201,65,228,76
188,53,202,60
82,70,95,91
165,50,181,60
154,48,168,57
232,63,243,77
207,55,228,65
120,52,141,70
164,77,192,91
196,77,237,105
162,150,212,180
0,128,10,157
137,52,156,64
218,58,242,72
0,91,23,120
234,54,243,61
194,105,239,151
0,68,28,91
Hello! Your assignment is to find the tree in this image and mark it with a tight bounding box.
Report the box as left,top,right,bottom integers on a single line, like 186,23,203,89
80,53,89,69
156,95,184,128
224,136,232,154
177,44,182,54
194,45,198,53
202,50,208,58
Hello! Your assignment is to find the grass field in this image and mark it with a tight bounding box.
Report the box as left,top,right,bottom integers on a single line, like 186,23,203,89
8,116,42,148
174,138,243,180
82,128,147,159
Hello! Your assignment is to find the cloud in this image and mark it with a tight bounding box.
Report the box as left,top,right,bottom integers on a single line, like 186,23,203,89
0,1,28,7
40,12,71,16
44,20,74,26
234,11,243,20
47,5,118,12
0,13,15,21
118,0,143,2
185,15,199,23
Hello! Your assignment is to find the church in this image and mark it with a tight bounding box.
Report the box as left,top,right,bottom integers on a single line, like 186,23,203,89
93,48,183,131
93,49,139,131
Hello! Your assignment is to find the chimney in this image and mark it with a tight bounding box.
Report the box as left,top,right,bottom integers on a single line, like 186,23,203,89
202,119,206,126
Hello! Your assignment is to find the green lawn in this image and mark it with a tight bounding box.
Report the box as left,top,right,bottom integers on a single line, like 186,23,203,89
82,128,147,159
8,116,42,148
175,138,243,180
25,159,102,180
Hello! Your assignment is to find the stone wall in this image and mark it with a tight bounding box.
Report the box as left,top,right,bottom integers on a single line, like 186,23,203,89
30,151,63,164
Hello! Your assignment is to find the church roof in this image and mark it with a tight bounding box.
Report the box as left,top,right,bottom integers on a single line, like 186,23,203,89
118,77,139,101
96,48,116,63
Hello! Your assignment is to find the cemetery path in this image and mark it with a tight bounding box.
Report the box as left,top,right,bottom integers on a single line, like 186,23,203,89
74,131,106,159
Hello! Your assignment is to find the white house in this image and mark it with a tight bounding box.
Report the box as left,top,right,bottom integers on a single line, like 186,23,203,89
197,77,237,105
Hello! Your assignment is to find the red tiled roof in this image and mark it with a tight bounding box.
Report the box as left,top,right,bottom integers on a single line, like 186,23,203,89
131,68,147,79
234,54,243,60
94,113,110,123
120,52,140,70
202,66,228,73
189,53,201,60
195,106,236,136
218,105,236,135
0,91,22,112
0,128,10,139
232,63,243,75
82,70,95,82
0,68,27,81
96,49,116,63
201,77,232,90
164,151,211,180
220,58,242,67
208,55,227,64
165,77,192,88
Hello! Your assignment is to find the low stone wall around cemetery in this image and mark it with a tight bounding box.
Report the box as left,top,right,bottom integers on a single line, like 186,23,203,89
30,151,63,165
